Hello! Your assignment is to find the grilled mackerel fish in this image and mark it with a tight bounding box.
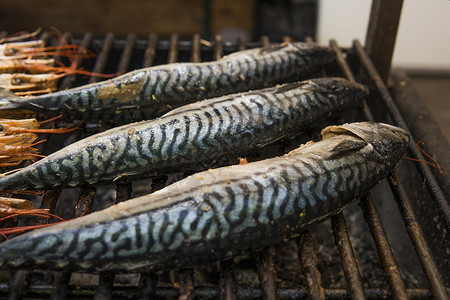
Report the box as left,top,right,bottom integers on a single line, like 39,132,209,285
0,42,335,125
0,77,368,191
0,122,409,273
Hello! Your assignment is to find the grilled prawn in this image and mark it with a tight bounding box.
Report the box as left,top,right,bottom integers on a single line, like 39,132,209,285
0,122,409,273
0,78,368,191
0,42,335,124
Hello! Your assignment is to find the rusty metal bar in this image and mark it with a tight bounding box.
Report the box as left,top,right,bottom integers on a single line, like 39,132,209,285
94,273,114,300
297,232,325,300
361,194,408,299
214,34,223,61
73,186,96,216
137,273,158,299
365,0,403,83
171,269,194,300
143,33,158,68
329,39,374,121
89,33,114,84
60,32,93,90
237,36,246,51
331,213,366,300
7,270,31,300
50,271,71,300
117,33,137,74
387,171,448,300
219,259,237,300
353,39,450,229
168,34,179,64
191,34,201,63
260,35,270,47
257,246,278,300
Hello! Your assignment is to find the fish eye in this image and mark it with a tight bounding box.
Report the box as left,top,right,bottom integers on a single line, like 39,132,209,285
11,77,23,85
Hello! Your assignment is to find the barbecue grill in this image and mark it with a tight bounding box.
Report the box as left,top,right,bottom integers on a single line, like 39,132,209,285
0,0,448,299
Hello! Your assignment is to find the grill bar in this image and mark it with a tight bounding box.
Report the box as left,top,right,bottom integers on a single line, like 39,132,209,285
361,194,409,299
331,214,366,300
89,32,114,84
353,40,450,229
60,32,93,90
219,259,237,300
387,171,448,300
257,246,278,300
297,232,325,299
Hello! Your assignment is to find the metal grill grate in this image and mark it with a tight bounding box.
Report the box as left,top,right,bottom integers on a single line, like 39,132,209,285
0,30,448,300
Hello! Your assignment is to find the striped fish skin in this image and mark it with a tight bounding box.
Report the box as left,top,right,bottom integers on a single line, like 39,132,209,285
0,42,335,125
0,122,409,273
0,77,368,191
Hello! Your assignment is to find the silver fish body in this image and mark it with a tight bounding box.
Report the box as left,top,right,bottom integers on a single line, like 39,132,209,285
0,42,335,125
0,122,409,273
0,77,368,191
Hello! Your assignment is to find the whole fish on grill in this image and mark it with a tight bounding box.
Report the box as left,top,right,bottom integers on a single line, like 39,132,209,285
0,77,368,191
0,42,335,125
0,122,409,273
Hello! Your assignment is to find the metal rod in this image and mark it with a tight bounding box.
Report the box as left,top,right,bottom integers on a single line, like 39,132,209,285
89,33,115,84
257,246,278,300
73,186,96,217
219,259,237,300
329,39,374,121
260,35,270,47
297,232,325,300
143,33,158,68
137,273,158,299
365,0,404,83
172,269,194,300
94,273,114,300
361,194,408,300
168,34,179,64
117,33,137,74
387,171,448,300
353,39,450,229
331,213,366,300
214,34,223,61
7,270,31,300
50,272,71,300
237,36,246,51
191,33,201,63
60,32,93,90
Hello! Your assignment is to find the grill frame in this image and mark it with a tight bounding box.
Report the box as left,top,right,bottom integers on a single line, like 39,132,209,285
0,1,449,299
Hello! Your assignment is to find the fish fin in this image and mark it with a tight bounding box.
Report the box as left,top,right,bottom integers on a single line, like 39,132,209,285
327,139,367,161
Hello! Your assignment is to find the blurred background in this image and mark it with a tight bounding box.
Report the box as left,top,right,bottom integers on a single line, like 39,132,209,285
0,0,448,139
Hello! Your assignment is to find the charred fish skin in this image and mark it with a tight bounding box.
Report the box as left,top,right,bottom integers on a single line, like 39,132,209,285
0,122,409,273
0,42,335,124
0,78,368,191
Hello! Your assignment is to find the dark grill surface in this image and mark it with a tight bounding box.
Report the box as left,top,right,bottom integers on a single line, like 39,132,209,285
0,30,448,299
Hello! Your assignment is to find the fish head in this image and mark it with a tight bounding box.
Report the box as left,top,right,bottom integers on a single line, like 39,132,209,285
321,122,410,164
